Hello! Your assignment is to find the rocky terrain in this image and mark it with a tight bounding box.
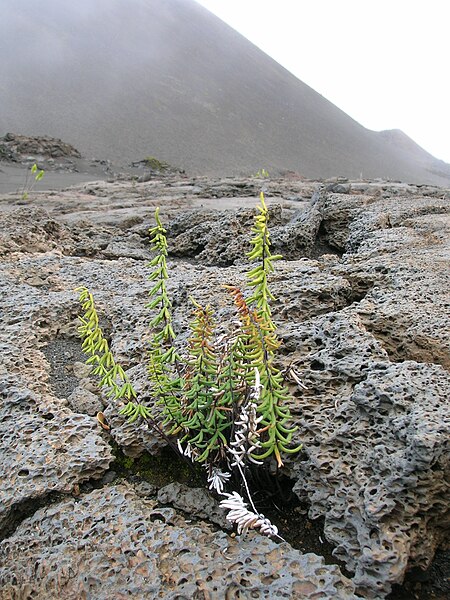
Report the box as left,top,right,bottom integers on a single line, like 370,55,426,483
0,161,449,598
0,133,185,196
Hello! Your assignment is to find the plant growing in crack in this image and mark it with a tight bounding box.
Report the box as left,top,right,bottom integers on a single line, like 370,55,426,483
77,193,302,539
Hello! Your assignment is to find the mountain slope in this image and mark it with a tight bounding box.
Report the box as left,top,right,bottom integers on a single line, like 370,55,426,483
379,130,450,181
1,0,449,185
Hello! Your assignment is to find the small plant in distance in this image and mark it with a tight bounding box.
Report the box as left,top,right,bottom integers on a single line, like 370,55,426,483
77,194,301,539
21,163,45,200
145,156,170,171
255,167,269,178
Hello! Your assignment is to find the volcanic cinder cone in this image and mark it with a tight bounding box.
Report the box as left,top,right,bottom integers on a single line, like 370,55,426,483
1,0,449,185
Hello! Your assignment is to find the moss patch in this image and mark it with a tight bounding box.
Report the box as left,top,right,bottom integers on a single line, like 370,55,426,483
111,443,204,488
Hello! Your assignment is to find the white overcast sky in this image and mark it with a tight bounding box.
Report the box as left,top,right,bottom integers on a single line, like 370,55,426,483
196,0,450,163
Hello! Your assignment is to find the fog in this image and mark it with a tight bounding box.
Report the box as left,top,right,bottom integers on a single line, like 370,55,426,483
1,0,449,183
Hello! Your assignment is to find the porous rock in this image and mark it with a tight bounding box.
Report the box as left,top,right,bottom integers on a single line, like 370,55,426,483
157,482,231,530
0,208,73,256
166,193,334,265
0,174,449,598
67,386,104,416
0,483,360,599
277,186,450,595
319,192,449,254
355,278,450,369
272,260,353,321
271,189,326,258
104,407,166,458
286,311,449,598
103,235,152,261
167,207,270,266
0,378,113,535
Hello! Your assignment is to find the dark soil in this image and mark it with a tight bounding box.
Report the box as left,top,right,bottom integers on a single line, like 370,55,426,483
387,549,450,600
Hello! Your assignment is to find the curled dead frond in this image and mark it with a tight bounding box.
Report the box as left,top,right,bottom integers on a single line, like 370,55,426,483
229,368,263,466
176,439,198,461
206,466,231,494
219,491,280,538
287,367,308,390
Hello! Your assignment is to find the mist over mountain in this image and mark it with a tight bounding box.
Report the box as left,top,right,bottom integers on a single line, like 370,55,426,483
1,0,449,184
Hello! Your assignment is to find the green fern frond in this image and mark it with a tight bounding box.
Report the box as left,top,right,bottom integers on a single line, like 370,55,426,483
246,192,281,329
227,193,301,467
146,208,179,348
119,401,153,423
180,300,222,461
145,208,184,429
76,286,137,401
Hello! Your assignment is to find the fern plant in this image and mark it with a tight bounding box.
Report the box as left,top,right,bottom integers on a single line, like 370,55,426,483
77,192,301,538
77,287,136,401
144,207,184,428
21,162,45,200
241,192,299,466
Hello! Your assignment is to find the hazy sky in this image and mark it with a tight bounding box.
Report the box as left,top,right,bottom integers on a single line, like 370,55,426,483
196,0,450,163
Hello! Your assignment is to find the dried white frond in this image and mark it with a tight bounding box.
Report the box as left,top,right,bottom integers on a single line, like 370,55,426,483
288,368,308,390
176,439,197,460
219,492,279,538
251,367,263,401
229,368,263,466
206,466,231,495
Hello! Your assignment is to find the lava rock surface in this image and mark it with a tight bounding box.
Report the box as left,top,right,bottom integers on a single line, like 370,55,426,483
0,173,448,599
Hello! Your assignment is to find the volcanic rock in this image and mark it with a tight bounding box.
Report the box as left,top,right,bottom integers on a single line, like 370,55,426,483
0,132,81,162
0,173,448,598
0,483,359,599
